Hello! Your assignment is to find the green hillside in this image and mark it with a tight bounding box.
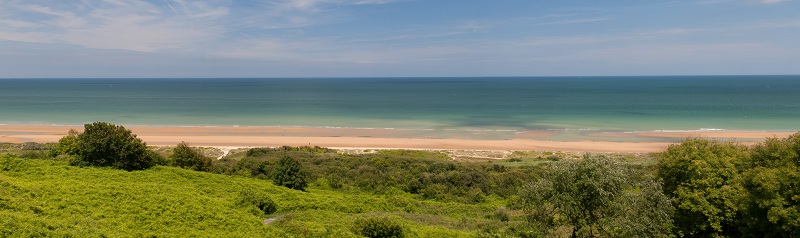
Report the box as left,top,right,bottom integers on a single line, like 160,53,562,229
0,154,496,237
7,127,797,237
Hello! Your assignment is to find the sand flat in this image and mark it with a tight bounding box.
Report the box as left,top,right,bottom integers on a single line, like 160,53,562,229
0,125,794,153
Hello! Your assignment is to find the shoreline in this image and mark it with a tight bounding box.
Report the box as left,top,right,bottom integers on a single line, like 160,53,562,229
0,124,795,153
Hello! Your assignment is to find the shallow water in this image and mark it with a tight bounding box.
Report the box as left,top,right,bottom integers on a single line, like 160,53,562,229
1,76,798,139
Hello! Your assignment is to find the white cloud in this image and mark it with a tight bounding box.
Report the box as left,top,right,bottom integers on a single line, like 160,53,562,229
0,0,411,54
757,0,788,3
533,18,609,26
0,19,41,28
19,4,87,27
701,0,791,4
1,0,796,77
0,0,227,52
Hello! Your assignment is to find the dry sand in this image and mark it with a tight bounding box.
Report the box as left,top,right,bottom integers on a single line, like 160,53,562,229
0,125,794,153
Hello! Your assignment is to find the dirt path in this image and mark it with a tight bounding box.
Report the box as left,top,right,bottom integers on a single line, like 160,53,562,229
264,215,284,224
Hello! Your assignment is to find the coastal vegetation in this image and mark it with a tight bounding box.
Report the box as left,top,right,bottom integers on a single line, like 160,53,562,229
658,135,800,237
1,122,798,237
53,122,155,171
518,155,673,237
171,141,213,171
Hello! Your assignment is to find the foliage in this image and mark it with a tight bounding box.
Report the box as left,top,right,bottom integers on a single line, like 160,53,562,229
352,216,405,238
236,188,278,215
172,141,212,171
6,130,800,237
0,155,490,237
656,138,746,237
488,207,510,222
247,146,335,157
519,155,673,237
739,133,800,237
274,156,308,191
217,148,540,203
47,129,79,157
70,122,152,171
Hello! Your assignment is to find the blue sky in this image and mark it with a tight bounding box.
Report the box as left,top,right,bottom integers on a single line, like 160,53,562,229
1,0,798,77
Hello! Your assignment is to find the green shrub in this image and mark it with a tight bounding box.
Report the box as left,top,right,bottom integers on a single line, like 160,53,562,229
273,156,307,191
657,138,745,237
739,132,800,237
48,129,79,157
236,188,278,215
148,150,170,166
521,155,673,237
352,216,404,238
20,142,41,150
246,146,336,157
71,122,152,171
489,207,510,222
19,150,47,160
172,141,212,171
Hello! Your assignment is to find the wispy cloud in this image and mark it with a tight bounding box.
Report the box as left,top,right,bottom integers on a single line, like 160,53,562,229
533,18,609,26
0,0,405,52
756,0,788,3
1,0,797,77
698,0,791,4
455,14,609,32
0,0,227,52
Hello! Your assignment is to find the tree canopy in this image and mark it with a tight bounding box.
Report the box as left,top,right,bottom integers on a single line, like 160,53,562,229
657,138,746,237
70,122,152,171
739,134,800,237
657,133,800,237
273,156,307,191
171,141,211,171
520,155,673,237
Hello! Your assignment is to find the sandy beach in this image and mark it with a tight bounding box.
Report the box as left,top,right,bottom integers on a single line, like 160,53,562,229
1,125,794,153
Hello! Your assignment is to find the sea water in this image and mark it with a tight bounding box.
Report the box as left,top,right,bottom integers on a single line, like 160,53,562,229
1,76,798,138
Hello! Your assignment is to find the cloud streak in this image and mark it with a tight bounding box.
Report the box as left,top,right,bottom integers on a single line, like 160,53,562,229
0,0,797,77
0,0,228,52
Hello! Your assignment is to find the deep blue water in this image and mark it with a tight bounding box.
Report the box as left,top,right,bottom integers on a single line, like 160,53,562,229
1,76,798,133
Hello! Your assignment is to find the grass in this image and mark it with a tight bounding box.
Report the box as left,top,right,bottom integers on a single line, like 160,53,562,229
0,154,508,237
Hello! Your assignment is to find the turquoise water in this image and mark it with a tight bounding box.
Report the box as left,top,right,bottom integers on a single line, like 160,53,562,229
1,76,798,135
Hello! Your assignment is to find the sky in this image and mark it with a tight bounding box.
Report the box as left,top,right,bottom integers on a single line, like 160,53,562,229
1,0,799,78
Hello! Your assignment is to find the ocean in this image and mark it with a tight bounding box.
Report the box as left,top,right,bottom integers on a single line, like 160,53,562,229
1,76,798,140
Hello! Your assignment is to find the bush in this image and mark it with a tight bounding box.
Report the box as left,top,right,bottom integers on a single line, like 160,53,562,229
71,122,152,171
236,188,278,216
147,150,169,166
19,151,47,160
273,156,307,191
48,129,80,157
520,155,673,237
489,207,510,222
20,142,41,150
545,155,561,161
739,133,800,237
352,216,404,238
172,141,212,171
656,138,745,237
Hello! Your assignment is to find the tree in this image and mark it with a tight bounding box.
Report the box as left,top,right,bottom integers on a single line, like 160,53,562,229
71,122,152,171
273,156,307,191
656,138,746,237
48,129,80,157
739,133,800,237
519,155,673,237
171,141,212,171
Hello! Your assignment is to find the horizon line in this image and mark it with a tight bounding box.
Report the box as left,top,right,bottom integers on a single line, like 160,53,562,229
1,74,799,79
